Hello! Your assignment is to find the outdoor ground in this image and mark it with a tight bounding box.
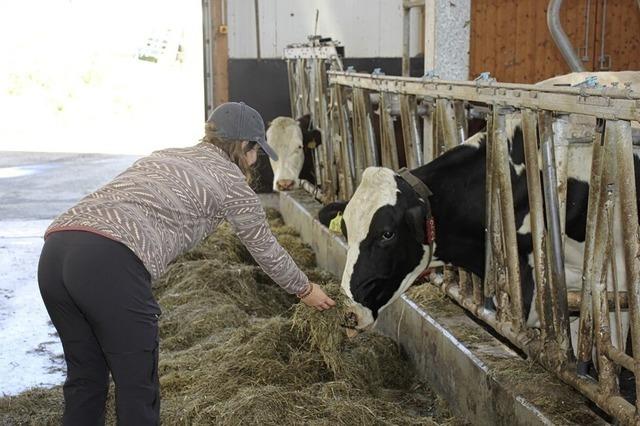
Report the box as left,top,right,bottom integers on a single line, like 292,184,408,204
0,152,138,395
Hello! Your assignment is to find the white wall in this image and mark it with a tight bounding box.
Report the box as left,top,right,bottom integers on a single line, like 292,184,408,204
227,0,422,58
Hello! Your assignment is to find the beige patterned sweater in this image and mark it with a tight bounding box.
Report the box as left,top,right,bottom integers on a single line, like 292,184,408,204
45,142,309,294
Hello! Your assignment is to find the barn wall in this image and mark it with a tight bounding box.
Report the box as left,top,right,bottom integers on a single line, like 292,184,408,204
425,0,471,80
470,0,640,84
226,0,422,58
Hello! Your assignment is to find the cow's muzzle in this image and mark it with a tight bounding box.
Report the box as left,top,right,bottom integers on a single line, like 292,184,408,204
276,179,295,191
341,310,368,338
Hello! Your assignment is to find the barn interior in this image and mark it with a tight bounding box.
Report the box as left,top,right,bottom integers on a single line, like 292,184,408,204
2,0,640,424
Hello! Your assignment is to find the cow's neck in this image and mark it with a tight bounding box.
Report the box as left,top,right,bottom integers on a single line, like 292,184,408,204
410,143,488,277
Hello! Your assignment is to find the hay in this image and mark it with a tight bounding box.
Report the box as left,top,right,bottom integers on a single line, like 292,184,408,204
0,208,464,426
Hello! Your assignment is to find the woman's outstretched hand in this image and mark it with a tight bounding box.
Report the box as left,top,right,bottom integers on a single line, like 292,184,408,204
299,283,336,311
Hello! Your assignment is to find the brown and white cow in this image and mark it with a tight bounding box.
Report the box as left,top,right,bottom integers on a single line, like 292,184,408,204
266,115,321,191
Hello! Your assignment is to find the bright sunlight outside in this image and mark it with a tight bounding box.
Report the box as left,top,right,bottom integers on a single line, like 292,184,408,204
0,0,205,155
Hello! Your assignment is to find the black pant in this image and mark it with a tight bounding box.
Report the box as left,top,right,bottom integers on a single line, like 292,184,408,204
38,231,161,426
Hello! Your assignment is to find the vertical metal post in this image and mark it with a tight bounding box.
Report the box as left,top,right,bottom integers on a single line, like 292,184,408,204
577,120,605,365
400,95,423,168
521,109,552,338
588,122,618,395
612,119,640,412
379,92,400,170
422,101,435,163
539,111,573,360
484,112,497,300
494,108,524,329
402,5,410,76
286,59,297,118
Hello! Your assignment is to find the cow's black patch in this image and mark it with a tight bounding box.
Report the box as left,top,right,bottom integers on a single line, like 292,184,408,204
348,183,426,318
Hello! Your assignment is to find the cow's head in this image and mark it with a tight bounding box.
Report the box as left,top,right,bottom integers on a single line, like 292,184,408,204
340,167,433,333
266,114,321,191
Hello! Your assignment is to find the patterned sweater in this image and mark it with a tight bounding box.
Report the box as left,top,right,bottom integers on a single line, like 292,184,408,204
45,142,309,294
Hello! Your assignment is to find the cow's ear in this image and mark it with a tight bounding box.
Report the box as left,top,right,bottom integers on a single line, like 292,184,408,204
404,205,425,244
304,129,322,149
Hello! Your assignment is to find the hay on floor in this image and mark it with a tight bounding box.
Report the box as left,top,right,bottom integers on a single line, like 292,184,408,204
0,208,464,426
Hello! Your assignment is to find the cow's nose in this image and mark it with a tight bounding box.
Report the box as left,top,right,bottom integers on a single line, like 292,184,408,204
342,311,360,338
276,179,295,191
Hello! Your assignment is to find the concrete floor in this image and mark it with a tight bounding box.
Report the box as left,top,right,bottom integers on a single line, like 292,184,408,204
0,152,138,395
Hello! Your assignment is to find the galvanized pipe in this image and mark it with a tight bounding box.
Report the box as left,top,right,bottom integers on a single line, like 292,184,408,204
400,95,423,168
521,109,553,338
589,123,618,396
483,113,497,300
379,92,400,170
539,111,573,359
612,119,640,413
493,109,524,328
402,5,410,76
547,0,586,72
576,120,605,364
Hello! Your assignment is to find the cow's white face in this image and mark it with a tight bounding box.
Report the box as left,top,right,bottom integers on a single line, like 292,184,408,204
266,117,304,191
341,167,432,332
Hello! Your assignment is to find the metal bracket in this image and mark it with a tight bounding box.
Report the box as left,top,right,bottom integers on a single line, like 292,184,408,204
422,70,440,80
474,72,496,84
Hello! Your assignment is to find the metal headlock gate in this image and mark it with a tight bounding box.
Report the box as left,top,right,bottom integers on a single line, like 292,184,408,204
287,66,640,423
284,39,344,202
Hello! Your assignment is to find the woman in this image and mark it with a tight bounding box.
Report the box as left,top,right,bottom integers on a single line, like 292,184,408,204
38,102,336,425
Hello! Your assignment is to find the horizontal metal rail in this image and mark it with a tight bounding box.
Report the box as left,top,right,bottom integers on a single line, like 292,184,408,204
328,71,640,121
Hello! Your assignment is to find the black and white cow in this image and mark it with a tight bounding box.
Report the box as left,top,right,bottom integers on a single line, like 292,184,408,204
324,126,640,347
266,114,322,191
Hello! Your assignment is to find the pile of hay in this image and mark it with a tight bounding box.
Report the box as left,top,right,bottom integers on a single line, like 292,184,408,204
0,209,464,425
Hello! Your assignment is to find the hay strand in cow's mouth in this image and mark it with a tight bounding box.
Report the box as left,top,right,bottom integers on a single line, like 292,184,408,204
0,208,463,425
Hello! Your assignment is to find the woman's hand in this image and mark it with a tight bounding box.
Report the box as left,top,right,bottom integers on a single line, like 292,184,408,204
299,283,336,311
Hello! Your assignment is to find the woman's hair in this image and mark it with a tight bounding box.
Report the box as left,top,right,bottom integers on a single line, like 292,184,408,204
201,122,257,182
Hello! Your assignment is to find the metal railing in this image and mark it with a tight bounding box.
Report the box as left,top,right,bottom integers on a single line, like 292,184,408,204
295,69,640,423
284,39,344,202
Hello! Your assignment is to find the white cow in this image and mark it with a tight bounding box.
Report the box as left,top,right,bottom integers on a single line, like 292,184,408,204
266,115,321,192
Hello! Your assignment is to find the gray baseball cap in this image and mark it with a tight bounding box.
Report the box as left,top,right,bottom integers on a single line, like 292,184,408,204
207,102,278,161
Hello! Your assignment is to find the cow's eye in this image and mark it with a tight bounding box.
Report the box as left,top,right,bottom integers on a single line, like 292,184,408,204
381,231,395,240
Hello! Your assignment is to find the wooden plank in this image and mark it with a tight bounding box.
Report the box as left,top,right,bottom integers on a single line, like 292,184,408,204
514,0,537,83
212,0,229,106
496,1,517,82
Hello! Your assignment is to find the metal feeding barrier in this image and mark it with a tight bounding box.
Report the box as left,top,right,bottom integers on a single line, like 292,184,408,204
284,38,344,202
286,64,640,423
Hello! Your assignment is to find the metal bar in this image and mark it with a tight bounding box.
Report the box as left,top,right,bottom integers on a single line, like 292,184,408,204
484,113,497,300
379,92,400,170
539,111,573,360
494,109,525,328
403,0,425,7
589,122,618,396
547,0,586,72
436,99,460,150
577,120,605,364
443,283,637,425
254,0,261,59
552,113,571,243
286,60,297,118
400,95,423,168
472,274,483,307
334,85,355,198
603,342,634,373
459,269,471,299
328,72,640,120
567,291,629,311
454,100,468,142
612,119,640,413
402,6,410,76
521,109,552,338
422,102,435,163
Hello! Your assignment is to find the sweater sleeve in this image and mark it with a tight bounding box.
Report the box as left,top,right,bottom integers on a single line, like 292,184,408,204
222,173,309,294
